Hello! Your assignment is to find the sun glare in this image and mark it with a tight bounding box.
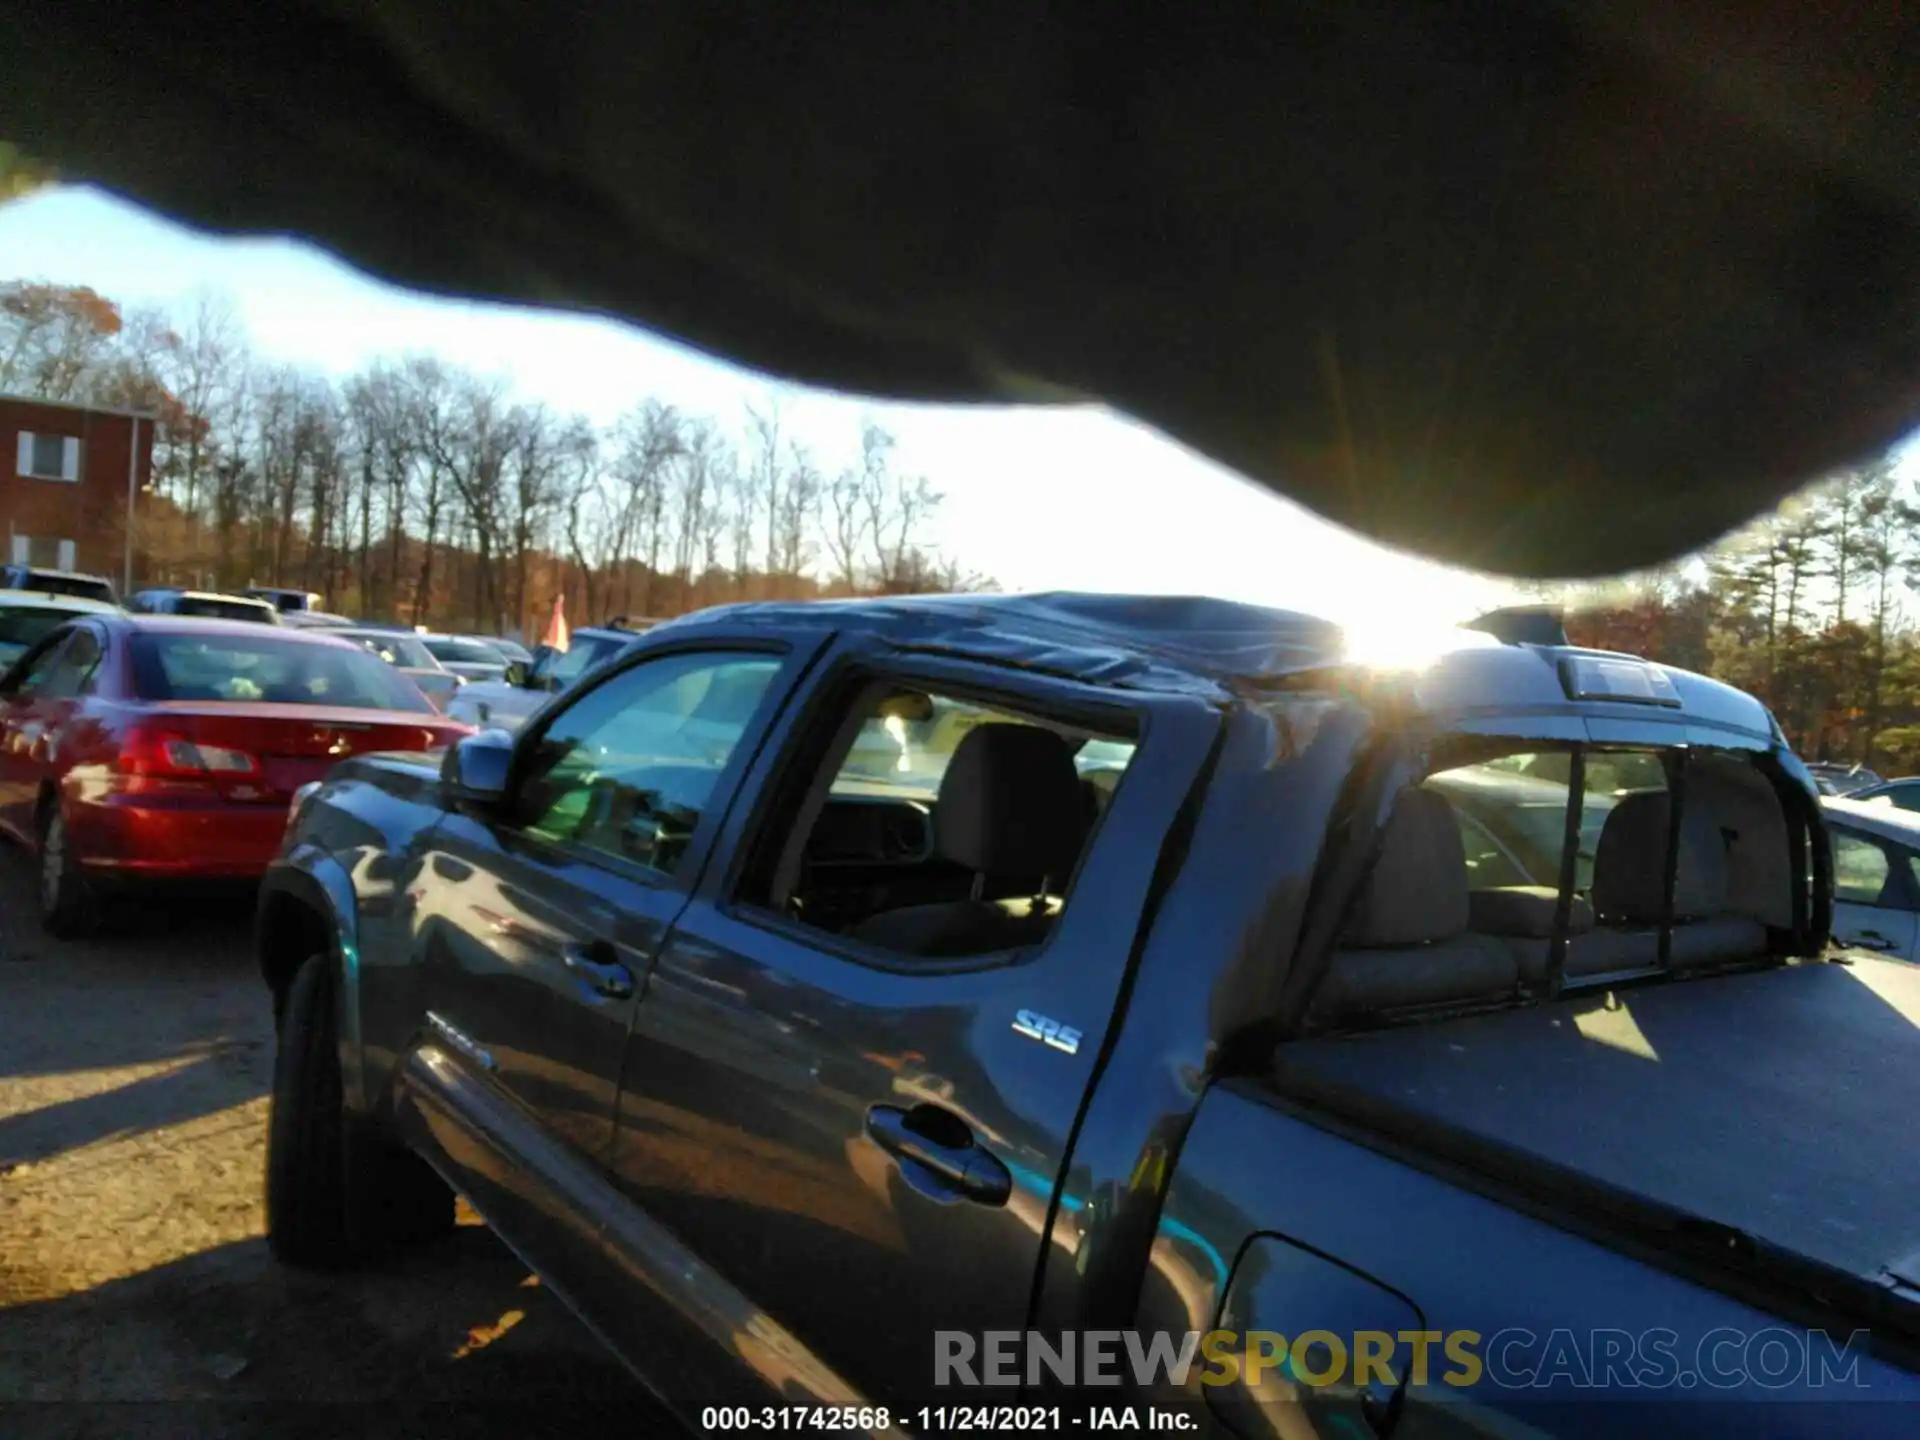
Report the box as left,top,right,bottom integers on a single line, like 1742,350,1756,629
1336,617,1503,673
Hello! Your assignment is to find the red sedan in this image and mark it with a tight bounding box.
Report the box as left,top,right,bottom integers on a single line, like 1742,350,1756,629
0,614,474,934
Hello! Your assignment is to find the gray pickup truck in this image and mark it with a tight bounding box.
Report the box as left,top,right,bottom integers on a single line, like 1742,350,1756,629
256,593,1920,1436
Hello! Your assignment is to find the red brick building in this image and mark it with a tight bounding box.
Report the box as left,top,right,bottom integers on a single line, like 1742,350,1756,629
0,393,155,587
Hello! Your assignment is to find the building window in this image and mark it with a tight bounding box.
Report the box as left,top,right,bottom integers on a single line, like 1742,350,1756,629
10,536,77,571
15,432,80,482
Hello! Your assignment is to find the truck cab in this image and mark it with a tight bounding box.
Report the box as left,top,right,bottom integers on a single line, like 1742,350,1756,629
257,593,1917,1436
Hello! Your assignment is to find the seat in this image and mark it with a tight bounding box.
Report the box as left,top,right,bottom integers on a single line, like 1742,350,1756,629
849,724,1089,958
1312,789,1518,1021
1548,791,1767,980
1472,885,1596,982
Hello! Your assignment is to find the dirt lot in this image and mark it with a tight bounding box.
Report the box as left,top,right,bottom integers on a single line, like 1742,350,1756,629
0,859,669,1439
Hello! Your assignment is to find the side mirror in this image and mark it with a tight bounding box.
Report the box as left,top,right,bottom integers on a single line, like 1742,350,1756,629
443,730,515,810
504,659,530,688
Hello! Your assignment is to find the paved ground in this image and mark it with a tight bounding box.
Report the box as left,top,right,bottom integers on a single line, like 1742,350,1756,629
0,856,664,1438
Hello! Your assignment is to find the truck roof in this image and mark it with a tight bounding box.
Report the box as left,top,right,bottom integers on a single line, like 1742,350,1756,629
659,591,1777,739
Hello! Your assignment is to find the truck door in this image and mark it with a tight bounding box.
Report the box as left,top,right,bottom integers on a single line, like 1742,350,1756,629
600,647,1221,1412
406,634,826,1163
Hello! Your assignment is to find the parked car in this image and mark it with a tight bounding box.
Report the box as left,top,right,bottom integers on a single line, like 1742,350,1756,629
1821,795,1920,959
244,586,322,615
441,624,640,733
0,565,120,606
1805,760,1883,795
280,610,355,630
474,634,533,665
417,634,509,684
129,588,282,624
326,627,462,711
0,614,470,934
0,589,123,669
1842,775,1920,811
257,593,1914,1434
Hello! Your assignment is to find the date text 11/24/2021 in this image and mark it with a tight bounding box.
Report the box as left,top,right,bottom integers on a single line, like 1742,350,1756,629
699,1405,1199,1433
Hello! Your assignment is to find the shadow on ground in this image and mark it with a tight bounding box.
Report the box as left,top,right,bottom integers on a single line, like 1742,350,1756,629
0,1228,661,1438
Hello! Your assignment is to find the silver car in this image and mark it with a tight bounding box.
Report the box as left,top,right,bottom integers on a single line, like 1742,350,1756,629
1823,796,1920,961
418,634,511,684
329,627,463,711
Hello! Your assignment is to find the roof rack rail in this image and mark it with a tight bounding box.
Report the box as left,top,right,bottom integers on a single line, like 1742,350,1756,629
1463,605,1570,647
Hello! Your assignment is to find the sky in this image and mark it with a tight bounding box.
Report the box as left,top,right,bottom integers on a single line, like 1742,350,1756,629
0,185,1527,643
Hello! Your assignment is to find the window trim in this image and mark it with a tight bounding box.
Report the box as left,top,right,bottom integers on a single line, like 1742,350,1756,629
499,635,804,891
714,649,1149,977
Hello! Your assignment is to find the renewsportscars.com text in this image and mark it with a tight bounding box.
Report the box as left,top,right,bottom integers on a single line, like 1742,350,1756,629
934,1328,1873,1391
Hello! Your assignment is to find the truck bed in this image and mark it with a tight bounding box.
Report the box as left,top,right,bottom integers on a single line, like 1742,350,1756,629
1274,957,1920,1309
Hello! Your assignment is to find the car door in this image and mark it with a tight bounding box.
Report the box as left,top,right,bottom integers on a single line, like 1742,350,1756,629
597,643,1223,1412
0,625,87,841
1827,824,1920,960
408,634,826,1166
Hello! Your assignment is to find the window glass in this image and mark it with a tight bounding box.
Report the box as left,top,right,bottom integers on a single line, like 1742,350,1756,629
424,637,504,665
825,693,1140,801
341,632,436,669
741,678,1137,958
0,607,81,666
519,652,782,874
1833,831,1893,906
7,632,76,696
537,633,626,689
128,633,435,711
28,434,67,479
1425,750,1663,895
174,596,277,623
39,629,102,699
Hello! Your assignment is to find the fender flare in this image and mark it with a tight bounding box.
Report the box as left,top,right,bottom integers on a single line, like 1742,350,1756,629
257,846,369,1114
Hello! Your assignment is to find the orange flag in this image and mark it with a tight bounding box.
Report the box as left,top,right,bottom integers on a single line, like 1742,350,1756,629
542,593,570,651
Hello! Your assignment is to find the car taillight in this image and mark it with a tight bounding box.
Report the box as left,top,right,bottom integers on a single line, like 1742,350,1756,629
118,727,261,781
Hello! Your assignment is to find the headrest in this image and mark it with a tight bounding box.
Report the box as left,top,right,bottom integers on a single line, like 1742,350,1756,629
1469,886,1595,938
1592,792,1728,923
1343,789,1470,948
935,724,1088,878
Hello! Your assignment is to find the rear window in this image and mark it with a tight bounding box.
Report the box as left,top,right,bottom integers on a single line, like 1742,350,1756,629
1306,738,1798,1029
24,574,114,603
174,596,277,623
423,637,504,665
128,633,435,711
340,632,437,669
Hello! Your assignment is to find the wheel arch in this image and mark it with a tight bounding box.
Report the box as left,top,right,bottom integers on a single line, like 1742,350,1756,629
257,852,368,1113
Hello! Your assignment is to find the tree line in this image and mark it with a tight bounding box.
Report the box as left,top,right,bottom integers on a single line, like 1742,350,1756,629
1,280,991,637
1546,456,1920,773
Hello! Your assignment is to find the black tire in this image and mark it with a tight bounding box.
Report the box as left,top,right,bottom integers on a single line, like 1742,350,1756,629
37,805,94,940
266,953,455,1268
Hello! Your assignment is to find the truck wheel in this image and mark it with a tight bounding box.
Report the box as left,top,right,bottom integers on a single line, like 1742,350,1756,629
38,806,94,940
266,953,455,1268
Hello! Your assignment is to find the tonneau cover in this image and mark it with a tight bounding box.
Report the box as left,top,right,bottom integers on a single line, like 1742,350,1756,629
1277,960,1920,1303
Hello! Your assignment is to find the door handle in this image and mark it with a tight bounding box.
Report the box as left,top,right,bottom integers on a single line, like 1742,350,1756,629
864,1103,1012,1207
561,941,636,999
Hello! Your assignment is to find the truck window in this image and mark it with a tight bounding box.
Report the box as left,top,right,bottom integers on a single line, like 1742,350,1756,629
517,650,784,875
1311,742,1791,1028
737,678,1137,961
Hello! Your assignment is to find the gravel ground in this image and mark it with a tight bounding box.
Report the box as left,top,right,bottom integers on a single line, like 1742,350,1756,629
0,858,668,1439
